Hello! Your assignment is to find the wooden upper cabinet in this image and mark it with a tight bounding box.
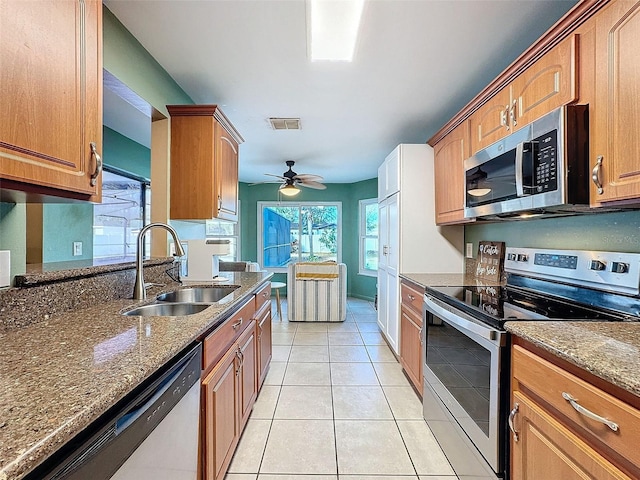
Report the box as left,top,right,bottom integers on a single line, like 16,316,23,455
591,1,640,205
511,34,578,128
434,121,473,225
168,105,243,221
0,0,103,201
469,35,578,155
469,88,512,155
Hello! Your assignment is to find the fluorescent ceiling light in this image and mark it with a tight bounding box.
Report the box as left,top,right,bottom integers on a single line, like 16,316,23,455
308,0,365,62
280,184,301,196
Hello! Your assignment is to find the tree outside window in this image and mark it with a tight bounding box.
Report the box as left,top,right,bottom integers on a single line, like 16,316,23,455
259,202,341,270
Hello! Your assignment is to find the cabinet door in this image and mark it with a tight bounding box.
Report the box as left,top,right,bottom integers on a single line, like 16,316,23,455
469,88,512,154
238,324,257,430
378,146,400,200
216,123,239,221
399,305,423,391
386,194,399,277
203,347,239,480
433,122,472,225
0,0,102,200
510,392,631,480
591,1,640,204
256,302,272,389
378,199,389,270
386,272,400,354
511,35,578,128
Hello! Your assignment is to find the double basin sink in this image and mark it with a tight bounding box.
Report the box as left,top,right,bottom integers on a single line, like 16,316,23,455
122,285,240,317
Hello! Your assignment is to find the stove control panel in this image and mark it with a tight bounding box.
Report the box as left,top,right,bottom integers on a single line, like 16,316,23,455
505,247,640,295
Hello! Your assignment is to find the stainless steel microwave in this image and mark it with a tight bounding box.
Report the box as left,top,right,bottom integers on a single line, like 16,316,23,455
464,105,589,219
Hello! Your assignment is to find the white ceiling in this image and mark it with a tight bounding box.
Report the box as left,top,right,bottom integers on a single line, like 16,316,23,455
103,0,578,184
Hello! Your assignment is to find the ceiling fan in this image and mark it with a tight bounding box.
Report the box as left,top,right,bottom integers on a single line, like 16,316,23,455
259,160,326,196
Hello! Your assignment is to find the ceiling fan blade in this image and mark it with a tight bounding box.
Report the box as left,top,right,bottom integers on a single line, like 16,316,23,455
294,173,324,181
248,180,283,186
264,173,287,180
299,180,326,190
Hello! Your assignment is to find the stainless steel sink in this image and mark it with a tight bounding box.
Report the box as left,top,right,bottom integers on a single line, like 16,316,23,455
155,286,240,303
122,302,211,317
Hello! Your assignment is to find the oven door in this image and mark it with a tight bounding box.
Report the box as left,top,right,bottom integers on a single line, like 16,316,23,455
423,294,507,474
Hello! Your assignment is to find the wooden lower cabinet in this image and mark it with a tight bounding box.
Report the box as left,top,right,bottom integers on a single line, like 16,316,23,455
511,391,630,480
255,301,273,388
399,305,422,391
201,285,272,480
238,324,257,431
399,280,423,393
202,347,239,480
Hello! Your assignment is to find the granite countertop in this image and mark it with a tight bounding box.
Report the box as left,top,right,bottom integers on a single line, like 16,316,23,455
0,271,272,480
506,322,640,398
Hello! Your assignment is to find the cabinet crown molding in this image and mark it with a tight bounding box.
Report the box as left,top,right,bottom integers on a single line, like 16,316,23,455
167,104,244,144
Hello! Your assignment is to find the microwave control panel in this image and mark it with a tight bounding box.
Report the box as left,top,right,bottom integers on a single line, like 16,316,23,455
533,129,558,192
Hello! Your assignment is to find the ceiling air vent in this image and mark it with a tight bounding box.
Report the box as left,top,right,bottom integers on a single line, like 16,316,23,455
269,117,301,130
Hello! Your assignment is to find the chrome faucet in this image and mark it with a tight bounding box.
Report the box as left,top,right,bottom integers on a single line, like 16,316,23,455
133,222,186,300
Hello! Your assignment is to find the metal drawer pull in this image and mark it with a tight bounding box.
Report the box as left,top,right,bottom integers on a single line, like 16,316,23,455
407,294,415,301
232,318,243,329
508,403,519,442
592,155,604,194
562,392,618,431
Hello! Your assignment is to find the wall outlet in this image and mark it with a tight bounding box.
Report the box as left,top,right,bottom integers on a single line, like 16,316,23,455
466,242,474,258
73,241,83,257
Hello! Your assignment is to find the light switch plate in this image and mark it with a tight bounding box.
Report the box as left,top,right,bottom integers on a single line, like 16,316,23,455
0,250,10,287
73,241,83,256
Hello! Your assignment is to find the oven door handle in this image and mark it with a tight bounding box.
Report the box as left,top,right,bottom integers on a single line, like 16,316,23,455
425,295,505,345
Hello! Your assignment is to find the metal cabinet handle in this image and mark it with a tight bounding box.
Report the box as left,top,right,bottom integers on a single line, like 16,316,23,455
508,403,519,442
592,156,604,195
382,245,388,256
510,100,517,128
562,392,618,431
419,327,423,344
218,195,223,212
235,349,242,376
262,292,269,297
502,105,510,131
89,142,102,187
407,294,415,301
233,318,243,330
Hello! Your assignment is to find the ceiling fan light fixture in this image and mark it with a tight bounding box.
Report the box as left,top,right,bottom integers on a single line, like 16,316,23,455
279,183,301,196
307,0,365,62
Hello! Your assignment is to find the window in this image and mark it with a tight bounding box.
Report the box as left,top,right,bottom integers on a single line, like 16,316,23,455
258,202,341,271
359,198,378,276
93,168,150,261
205,215,240,262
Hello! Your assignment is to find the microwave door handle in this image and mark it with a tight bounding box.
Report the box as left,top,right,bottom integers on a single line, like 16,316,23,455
515,142,525,197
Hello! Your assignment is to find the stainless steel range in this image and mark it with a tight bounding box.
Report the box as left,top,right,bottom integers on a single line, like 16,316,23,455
422,247,640,479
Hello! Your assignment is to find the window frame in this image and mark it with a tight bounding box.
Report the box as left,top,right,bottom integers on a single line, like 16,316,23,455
257,201,342,273
358,197,379,277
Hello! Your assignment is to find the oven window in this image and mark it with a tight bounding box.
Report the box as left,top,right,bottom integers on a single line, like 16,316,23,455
426,321,491,436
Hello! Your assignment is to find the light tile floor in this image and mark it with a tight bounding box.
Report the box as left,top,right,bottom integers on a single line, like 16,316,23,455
225,297,463,480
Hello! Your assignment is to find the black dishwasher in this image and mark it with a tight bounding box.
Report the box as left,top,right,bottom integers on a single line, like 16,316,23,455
26,343,202,480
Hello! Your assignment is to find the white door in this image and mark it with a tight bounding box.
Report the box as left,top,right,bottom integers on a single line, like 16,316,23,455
386,194,399,276
386,272,399,353
378,198,389,270
377,270,388,334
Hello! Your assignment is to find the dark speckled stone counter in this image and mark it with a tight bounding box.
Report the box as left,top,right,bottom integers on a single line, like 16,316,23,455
0,270,272,480
506,322,640,398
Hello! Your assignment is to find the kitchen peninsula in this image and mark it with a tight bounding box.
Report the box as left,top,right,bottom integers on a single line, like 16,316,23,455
0,260,271,480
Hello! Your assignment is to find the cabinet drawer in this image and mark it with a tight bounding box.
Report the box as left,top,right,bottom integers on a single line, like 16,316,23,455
512,345,640,468
254,282,271,314
400,281,423,320
204,297,255,372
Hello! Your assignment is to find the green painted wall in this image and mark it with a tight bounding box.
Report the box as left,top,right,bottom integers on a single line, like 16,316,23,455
42,204,94,262
239,178,378,301
103,6,193,114
103,127,151,179
465,210,640,255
